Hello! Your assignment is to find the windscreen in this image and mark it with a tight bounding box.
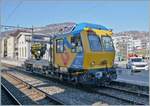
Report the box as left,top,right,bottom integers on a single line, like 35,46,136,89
131,58,143,62
88,33,102,51
101,36,114,51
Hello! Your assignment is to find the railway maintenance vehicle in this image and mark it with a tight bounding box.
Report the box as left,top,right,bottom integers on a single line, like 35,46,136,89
24,23,117,85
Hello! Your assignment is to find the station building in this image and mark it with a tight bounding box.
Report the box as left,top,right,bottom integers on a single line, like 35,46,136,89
1,34,16,59
0,30,50,61
1,36,7,58
16,32,32,60
6,36,15,59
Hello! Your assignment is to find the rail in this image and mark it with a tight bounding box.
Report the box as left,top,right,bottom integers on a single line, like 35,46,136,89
1,83,21,105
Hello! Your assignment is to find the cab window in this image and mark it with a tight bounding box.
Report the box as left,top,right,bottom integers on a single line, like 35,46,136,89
71,36,83,53
88,33,102,51
56,39,64,53
101,36,114,51
131,58,143,62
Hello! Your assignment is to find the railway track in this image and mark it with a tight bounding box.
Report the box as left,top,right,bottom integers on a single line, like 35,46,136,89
1,71,65,105
1,64,149,105
92,80,149,105
88,80,149,105
1,70,108,105
77,83,149,105
110,81,149,94
1,83,21,105
95,86,149,105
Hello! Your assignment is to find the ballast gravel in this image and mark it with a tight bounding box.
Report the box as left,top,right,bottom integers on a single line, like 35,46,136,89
5,70,132,105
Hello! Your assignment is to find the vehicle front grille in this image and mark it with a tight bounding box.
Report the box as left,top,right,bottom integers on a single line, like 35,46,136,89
136,65,145,67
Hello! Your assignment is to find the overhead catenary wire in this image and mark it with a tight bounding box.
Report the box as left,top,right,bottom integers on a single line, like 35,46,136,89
5,0,24,24
0,25,32,30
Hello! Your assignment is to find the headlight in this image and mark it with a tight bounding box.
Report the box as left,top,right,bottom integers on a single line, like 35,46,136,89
145,66,149,70
91,61,95,66
132,65,136,69
95,72,103,79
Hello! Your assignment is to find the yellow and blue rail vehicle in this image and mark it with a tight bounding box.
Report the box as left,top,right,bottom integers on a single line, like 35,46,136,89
51,23,117,85
25,23,117,85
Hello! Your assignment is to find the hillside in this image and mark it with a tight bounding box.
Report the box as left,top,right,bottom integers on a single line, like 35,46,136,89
0,22,149,41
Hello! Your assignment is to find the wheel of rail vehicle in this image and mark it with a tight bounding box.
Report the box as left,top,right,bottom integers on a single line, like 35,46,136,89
59,74,63,81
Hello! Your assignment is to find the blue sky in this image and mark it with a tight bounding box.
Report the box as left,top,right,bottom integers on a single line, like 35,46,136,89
1,0,149,32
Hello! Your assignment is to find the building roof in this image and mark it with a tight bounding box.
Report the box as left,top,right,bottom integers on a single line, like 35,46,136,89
10,29,31,37
0,29,31,39
16,32,32,39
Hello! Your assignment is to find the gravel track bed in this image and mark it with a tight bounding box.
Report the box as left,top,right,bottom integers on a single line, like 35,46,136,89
110,81,149,95
1,72,63,105
1,77,37,105
3,70,136,105
97,87,149,105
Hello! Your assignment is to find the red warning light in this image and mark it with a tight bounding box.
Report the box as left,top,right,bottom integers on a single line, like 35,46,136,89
87,29,93,33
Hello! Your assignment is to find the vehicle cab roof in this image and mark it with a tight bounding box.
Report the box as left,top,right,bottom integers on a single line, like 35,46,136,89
53,23,111,38
71,23,109,35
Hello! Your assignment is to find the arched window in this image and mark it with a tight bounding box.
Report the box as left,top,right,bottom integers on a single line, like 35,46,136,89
22,47,24,57
20,48,21,57
25,47,26,57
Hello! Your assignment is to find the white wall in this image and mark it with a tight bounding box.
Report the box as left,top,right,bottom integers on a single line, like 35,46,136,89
1,38,4,58
17,33,31,60
7,36,15,59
